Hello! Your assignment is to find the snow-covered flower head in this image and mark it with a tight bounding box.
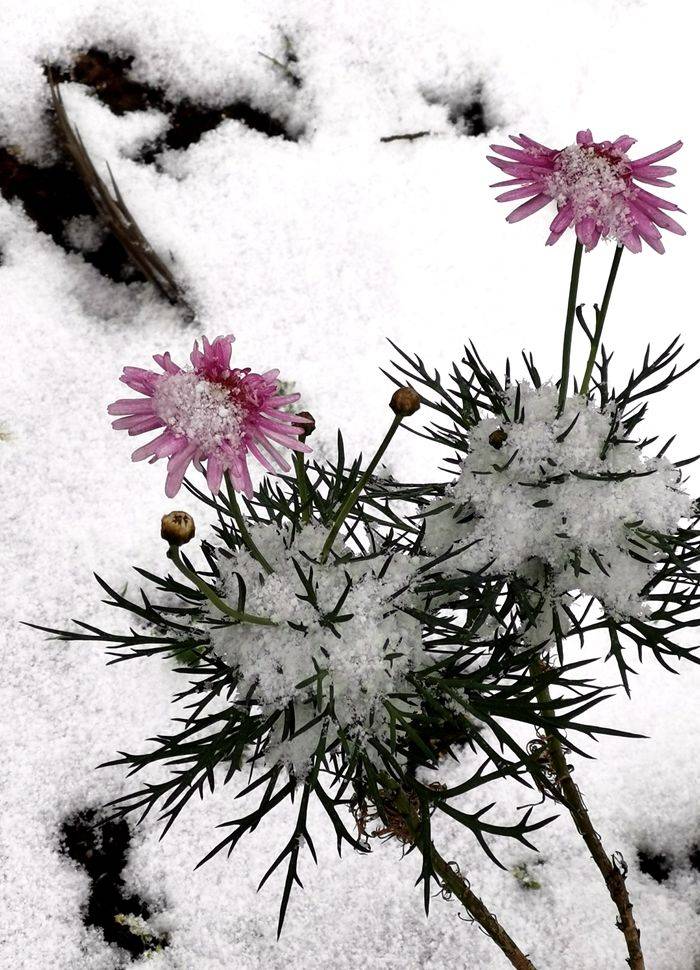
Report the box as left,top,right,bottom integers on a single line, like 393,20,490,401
489,130,684,253
425,383,692,620
208,522,429,775
108,334,310,498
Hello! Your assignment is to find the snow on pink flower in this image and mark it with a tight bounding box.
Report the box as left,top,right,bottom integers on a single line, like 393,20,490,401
488,130,685,253
107,335,310,498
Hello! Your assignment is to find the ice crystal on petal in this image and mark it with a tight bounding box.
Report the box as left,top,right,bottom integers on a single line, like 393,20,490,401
424,384,692,619
208,523,429,775
153,373,244,452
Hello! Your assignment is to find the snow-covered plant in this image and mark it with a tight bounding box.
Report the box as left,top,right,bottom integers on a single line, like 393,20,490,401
386,128,696,970
33,128,698,970
34,340,618,970
396,350,700,682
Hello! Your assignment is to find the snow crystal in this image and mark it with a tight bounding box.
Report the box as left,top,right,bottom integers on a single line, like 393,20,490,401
63,214,106,253
153,371,244,451
208,522,428,773
545,142,634,241
424,382,692,619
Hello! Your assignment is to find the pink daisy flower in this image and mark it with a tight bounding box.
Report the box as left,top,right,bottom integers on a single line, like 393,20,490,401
488,129,685,253
108,335,310,498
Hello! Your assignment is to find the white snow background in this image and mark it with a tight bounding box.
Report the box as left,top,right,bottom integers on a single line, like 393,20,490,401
1,1,699,967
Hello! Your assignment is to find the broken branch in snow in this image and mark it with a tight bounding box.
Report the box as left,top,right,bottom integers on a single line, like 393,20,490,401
48,70,194,318
380,130,432,144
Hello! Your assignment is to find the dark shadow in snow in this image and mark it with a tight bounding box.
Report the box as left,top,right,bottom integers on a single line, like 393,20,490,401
60,808,168,960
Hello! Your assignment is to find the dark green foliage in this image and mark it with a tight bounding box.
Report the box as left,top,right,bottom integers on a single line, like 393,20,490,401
386,337,700,695
30,434,627,931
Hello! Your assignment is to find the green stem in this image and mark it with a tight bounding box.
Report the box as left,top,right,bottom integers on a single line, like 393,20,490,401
320,414,403,564
557,239,584,413
580,244,623,397
224,473,273,574
294,452,312,524
167,545,276,626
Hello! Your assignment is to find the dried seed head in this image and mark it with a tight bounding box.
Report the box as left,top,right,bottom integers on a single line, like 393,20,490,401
297,410,316,442
488,428,508,449
161,511,195,546
390,387,421,417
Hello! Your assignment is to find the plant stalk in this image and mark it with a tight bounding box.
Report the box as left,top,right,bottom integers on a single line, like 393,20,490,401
167,545,276,626
580,245,623,396
320,414,403,563
394,795,537,970
531,660,645,970
429,845,538,970
557,240,584,413
224,473,273,574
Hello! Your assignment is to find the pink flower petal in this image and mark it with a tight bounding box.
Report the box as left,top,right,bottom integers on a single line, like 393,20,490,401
491,129,684,252
506,193,552,223
496,184,546,203
631,140,683,168
165,442,200,498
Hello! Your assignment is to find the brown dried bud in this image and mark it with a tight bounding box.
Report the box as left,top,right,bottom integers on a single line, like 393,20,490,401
390,386,421,417
488,428,508,450
297,410,316,442
161,511,195,546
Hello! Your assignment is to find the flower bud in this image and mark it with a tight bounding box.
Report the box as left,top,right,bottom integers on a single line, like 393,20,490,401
488,428,508,449
390,387,421,417
297,410,316,442
161,511,195,546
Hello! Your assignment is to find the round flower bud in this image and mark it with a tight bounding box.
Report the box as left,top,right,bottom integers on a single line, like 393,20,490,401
390,387,421,417
488,428,508,449
297,410,316,442
161,511,195,546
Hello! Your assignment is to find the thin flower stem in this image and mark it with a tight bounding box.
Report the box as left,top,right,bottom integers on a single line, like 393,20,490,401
557,240,584,414
224,473,273,574
580,245,623,397
531,659,645,970
166,545,276,626
320,414,403,564
294,452,312,524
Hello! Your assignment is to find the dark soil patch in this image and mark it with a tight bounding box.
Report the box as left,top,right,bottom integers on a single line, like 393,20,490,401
448,97,489,137
51,46,301,162
637,848,672,883
67,49,160,115
0,146,137,282
0,46,302,288
424,83,495,137
60,808,168,959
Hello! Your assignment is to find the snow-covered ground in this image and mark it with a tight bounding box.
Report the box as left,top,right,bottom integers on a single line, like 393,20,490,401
1,1,699,967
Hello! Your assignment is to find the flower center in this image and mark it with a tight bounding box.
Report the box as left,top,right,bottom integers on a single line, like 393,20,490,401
153,372,244,451
545,144,634,237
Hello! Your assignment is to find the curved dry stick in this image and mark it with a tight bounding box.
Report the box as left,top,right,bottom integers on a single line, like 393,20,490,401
48,71,194,318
